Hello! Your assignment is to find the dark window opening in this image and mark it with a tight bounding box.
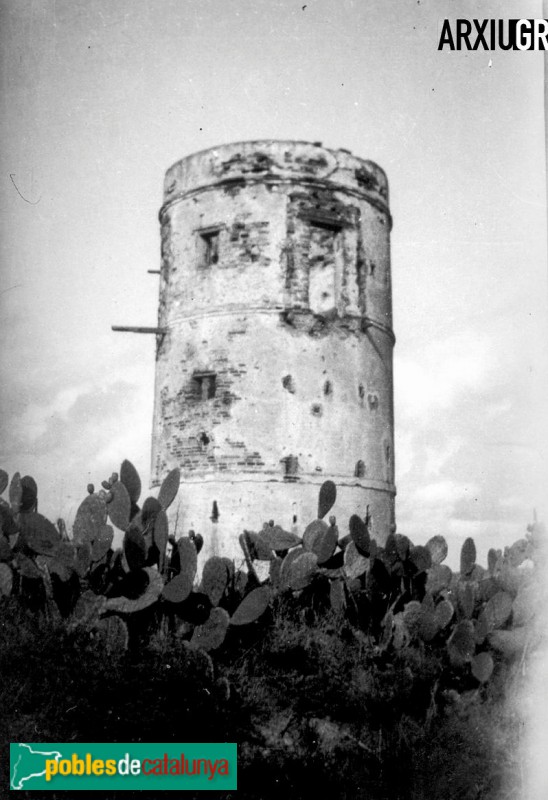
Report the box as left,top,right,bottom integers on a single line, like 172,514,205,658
199,229,220,266
193,372,217,400
311,403,323,417
199,431,210,447
282,375,296,393
309,218,342,233
211,501,219,522
323,380,332,397
355,460,366,478
293,514,297,524
368,393,379,411
281,455,299,478
358,384,365,400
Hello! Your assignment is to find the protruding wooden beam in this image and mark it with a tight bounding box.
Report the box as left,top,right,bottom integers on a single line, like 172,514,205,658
147,270,161,274
112,326,168,334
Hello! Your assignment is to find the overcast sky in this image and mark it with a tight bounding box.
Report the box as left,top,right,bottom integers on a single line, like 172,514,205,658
1,0,546,569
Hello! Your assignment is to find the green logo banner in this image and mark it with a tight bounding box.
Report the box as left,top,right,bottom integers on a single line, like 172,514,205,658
10,743,237,791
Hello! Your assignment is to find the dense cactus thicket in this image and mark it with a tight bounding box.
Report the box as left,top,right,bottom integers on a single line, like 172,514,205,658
0,463,542,800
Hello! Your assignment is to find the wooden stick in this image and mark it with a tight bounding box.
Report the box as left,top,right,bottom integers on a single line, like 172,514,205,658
111,326,168,334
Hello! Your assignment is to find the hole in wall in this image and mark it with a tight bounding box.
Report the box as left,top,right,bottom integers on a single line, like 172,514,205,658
282,375,296,393
211,500,219,522
281,455,299,477
354,460,366,478
199,431,210,446
323,380,332,397
311,403,323,417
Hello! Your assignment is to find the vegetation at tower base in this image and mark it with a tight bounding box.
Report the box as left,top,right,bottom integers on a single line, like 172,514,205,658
0,463,543,799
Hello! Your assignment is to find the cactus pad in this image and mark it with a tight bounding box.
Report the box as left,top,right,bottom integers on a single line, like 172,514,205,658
177,537,198,584
287,551,318,590
280,546,304,588
162,572,194,604
349,514,370,556
434,599,454,629
158,468,181,510
260,525,301,552
106,567,163,613
457,581,476,619
426,564,452,595
402,601,422,635
418,611,439,642
107,481,131,531
471,651,494,683
482,591,513,630
123,527,147,571
408,545,432,574
16,552,41,579
91,525,114,563
230,586,271,626
343,541,369,580
247,531,275,561
9,472,22,513
73,494,108,544
19,512,61,556
75,542,92,578
447,620,476,665
0,563,13,596
394,534,410,561
304,521,337,565
120,459,142,504
190,607,230,651
460,537,476,576
488,627,528,658
425,535,448,565
20,476,38,512
94,615,129,655
142,497,162,524
317,480,337,519
202,557,229,606
69,589,107,629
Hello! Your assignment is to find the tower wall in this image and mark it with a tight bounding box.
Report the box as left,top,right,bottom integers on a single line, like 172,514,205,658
152,140,395,561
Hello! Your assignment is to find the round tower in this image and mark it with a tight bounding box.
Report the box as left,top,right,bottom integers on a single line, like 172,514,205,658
152,140,395,559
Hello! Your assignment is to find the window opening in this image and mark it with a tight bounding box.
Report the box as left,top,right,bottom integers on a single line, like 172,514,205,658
199,229,220,266
193,372,217,400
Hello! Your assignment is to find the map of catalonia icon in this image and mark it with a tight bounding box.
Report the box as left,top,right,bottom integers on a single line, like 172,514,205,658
11,743,63,790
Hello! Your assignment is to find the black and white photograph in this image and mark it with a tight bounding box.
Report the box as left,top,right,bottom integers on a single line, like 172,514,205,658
1,1,547,798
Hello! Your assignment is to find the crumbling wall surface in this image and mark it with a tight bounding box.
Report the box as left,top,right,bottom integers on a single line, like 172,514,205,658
152,140,395,556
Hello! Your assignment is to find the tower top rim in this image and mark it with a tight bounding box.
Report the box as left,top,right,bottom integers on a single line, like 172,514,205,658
162,140,389,209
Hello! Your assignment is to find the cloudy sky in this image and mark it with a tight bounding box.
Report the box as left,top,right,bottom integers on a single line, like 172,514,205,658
1,0,546,568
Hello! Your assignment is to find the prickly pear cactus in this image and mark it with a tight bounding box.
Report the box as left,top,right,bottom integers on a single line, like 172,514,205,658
230,586,271,626
157,468,181,510
202,557,229,606
190,607,230,651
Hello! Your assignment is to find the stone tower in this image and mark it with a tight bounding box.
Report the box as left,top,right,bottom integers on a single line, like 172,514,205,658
151,140,395,560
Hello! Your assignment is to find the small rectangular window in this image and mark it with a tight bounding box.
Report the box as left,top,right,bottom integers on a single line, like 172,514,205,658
192,371,217,400
198,229,220,266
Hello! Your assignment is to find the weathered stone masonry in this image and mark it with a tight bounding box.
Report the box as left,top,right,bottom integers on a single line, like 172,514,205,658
151,140,396,560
